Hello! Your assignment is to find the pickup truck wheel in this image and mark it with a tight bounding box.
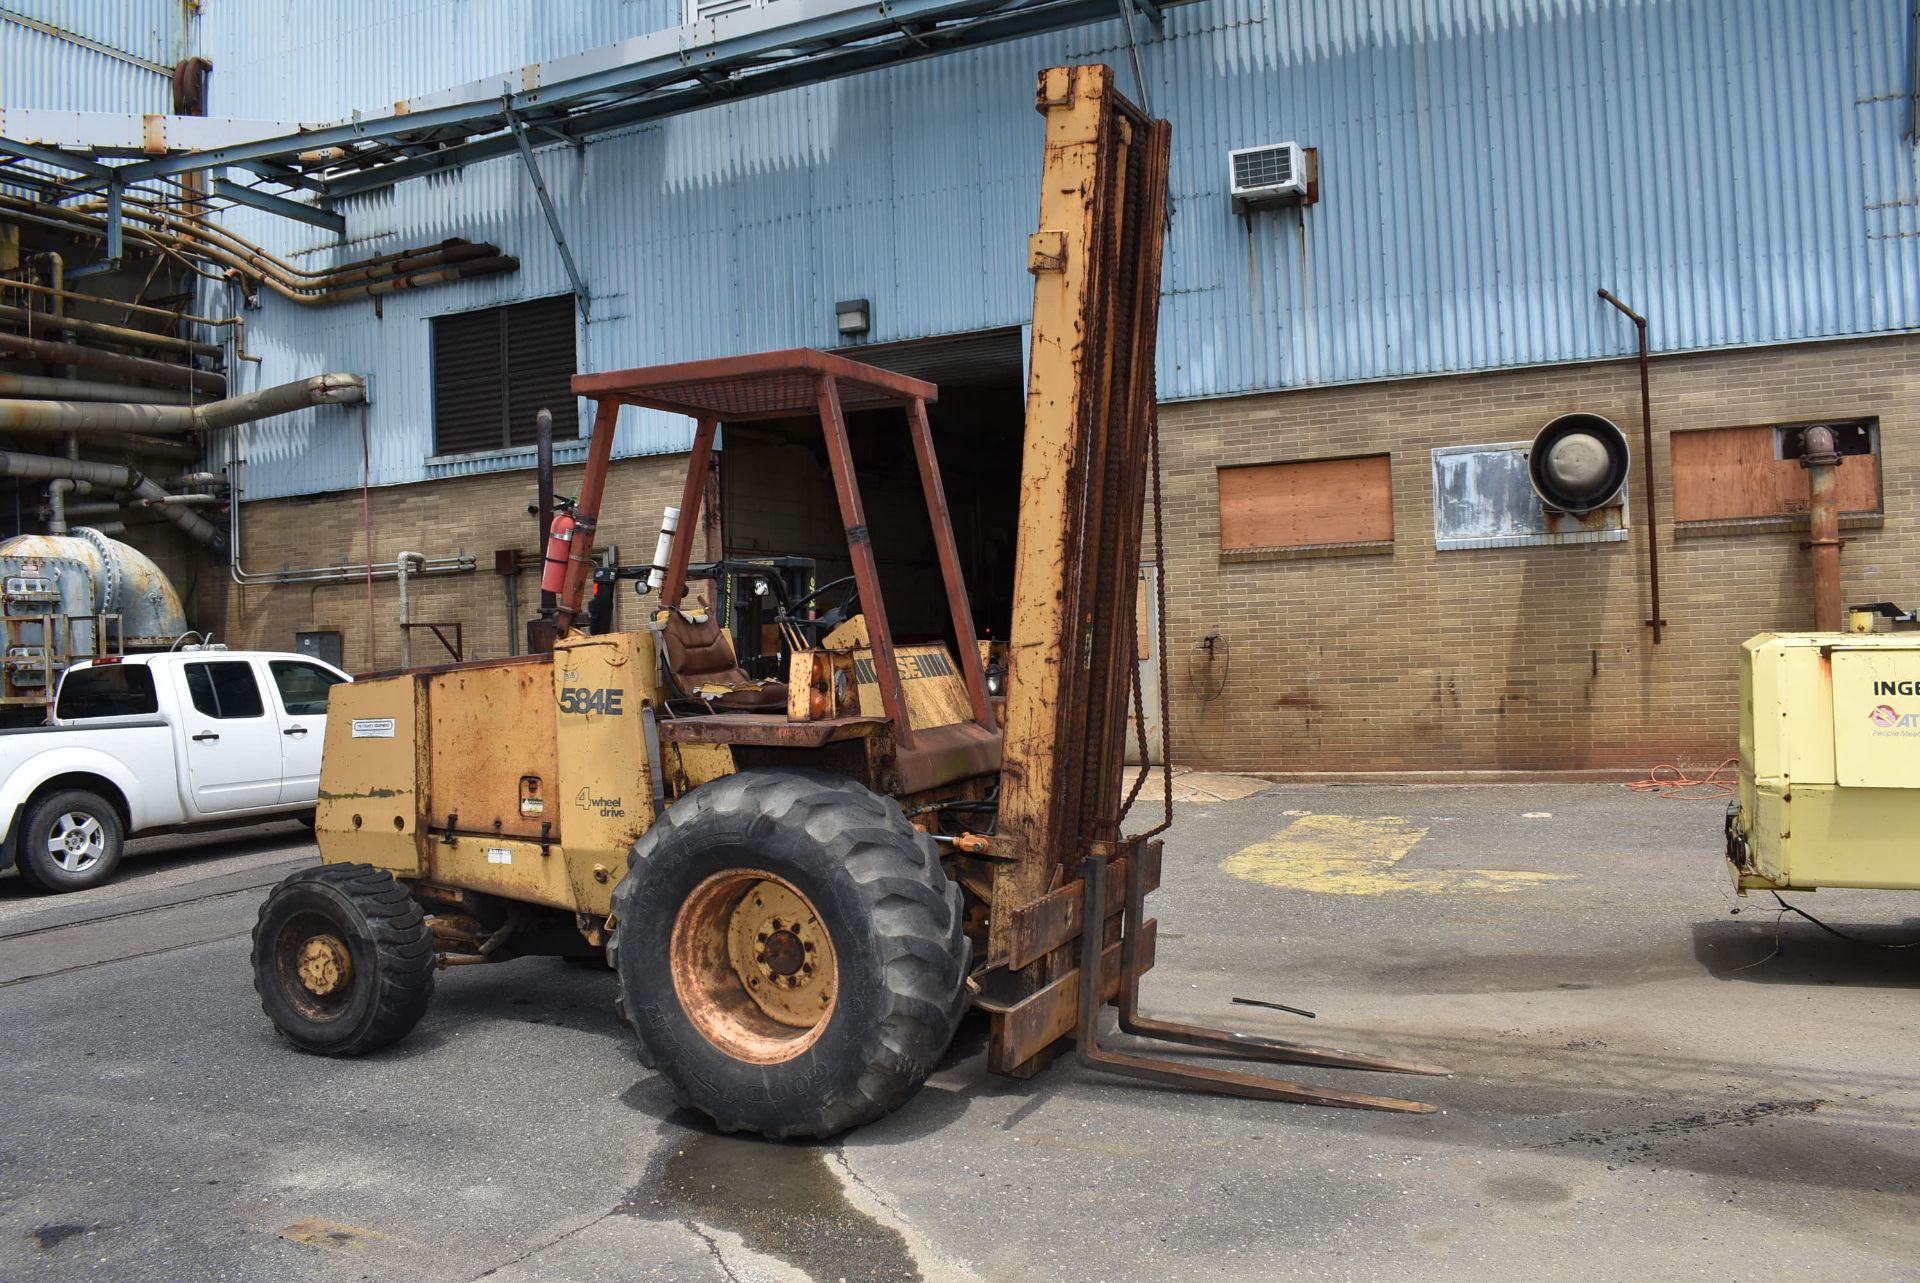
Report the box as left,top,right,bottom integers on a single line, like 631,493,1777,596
16,789,124,893
252,864,435,1055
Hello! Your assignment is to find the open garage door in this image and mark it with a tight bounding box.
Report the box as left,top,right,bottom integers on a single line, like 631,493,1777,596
719,328,1026,667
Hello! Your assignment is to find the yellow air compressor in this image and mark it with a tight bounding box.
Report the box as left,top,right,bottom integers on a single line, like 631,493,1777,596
1726,609,1920,893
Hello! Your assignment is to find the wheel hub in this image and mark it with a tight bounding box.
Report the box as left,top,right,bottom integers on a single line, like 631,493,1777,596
727,881,832,1020
46,812,104,872
297,933,353,996
670,869,839,1064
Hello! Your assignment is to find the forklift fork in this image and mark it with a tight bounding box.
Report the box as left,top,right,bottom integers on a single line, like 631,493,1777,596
1071,852,1446,1114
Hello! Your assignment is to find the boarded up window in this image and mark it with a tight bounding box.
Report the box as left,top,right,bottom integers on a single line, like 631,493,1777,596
431,296,578,455
1217,455,1393,551
1671,421,1880,522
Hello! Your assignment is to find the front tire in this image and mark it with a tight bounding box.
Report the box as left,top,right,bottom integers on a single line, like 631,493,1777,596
15,789,124,893
252,863,435,1055
609,769,971,1139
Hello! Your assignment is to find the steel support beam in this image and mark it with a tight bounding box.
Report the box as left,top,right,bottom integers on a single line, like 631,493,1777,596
2,0,1205,202
69,177,123,280
0,133,112,178
505,109,589,318
210,176,345,234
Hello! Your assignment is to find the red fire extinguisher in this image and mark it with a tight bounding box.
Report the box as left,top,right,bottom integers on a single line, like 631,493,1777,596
540,499,578,596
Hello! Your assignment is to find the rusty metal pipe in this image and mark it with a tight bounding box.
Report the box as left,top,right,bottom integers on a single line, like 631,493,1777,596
0,330,224,394
312,256,519,304
0,195,514,306
1801,424,1845,631
0,373,195,405
1597,289,1664,644
0,274,238,328
0,303,224,359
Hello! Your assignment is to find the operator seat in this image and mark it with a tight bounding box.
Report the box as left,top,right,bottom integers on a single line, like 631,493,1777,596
660,610,788,712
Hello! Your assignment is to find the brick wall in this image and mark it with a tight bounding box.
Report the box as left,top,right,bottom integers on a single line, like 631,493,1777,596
1154,334,1920,773
205,455,693,671
210,332,1919,773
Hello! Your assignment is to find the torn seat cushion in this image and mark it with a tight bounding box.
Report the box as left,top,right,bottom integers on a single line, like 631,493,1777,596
661,610,788,711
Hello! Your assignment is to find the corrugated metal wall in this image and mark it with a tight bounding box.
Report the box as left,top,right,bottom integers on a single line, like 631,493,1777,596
0,1,185,111
192,0,1919,500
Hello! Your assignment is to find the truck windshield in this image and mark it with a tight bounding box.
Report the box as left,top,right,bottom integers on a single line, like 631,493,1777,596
56,665,159,720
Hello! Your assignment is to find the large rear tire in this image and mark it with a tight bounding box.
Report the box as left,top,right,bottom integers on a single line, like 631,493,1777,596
251,863,435,1055
609,769,970,1139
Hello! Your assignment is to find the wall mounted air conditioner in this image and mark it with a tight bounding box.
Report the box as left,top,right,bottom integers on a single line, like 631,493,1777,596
1229,142,1309,212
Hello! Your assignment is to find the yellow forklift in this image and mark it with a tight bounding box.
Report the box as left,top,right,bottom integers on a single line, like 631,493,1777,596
250,65,1441,1138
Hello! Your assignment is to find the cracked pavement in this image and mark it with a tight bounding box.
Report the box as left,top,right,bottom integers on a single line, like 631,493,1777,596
0,785,1915,1281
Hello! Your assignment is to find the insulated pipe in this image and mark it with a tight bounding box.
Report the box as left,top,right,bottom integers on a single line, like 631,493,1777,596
63,501,123,518
124,435,201,462
0,452,222,547
396,551,425,669
0,372,195,405
0,373,366,435
173,472,225,488
136,494,219,507
1801,425,1845,632
46,478,90,534
0,330,225,395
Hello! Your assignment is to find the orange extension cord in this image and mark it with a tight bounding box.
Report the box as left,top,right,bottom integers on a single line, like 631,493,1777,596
1627,759,1740,801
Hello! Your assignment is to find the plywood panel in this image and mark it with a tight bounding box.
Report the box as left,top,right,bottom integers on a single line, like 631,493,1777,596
1671,427,1881,522
1217,455,1393,550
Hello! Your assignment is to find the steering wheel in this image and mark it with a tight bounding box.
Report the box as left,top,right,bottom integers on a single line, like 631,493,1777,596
782,575,861,645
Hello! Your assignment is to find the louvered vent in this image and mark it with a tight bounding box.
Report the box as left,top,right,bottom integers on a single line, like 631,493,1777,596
1228,142,1309,212
432,295,577,455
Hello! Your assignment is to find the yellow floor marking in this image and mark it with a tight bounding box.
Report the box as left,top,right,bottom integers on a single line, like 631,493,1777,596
278,1218,392,1252
1222,814,1575,895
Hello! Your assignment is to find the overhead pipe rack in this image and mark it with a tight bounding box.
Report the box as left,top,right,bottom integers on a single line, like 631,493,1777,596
0,0,1186,254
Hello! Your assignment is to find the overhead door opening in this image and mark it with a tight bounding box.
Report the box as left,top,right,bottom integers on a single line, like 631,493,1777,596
718,328,1026,669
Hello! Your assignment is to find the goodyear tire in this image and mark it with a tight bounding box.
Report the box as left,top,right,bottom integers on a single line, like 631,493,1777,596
251,863,435,1055
609,769,970,1139
15,788,124,893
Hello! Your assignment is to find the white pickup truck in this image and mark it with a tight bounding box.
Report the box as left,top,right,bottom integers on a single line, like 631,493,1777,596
0,649,351,892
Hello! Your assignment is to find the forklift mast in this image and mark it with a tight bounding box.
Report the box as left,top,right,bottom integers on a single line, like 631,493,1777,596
992,64,1172,961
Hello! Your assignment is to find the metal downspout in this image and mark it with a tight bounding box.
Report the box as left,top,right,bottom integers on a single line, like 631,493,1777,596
1597,289,1665,644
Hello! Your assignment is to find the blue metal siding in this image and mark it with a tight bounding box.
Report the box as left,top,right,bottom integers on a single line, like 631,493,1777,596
0,0,184,110
194,0,1918,500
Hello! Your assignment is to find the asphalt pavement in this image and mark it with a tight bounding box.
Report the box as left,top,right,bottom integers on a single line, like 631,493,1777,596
0,786,1914,1282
